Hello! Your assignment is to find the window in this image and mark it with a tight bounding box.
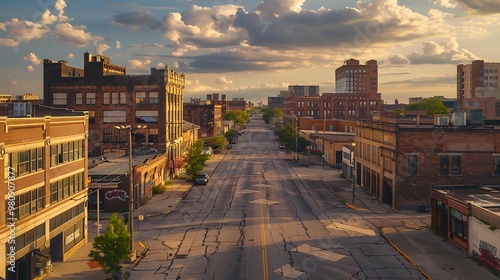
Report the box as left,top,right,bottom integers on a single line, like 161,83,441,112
439,155,449,175
120,92,127,104
75,92,83,105
495,156,500,175
53,92,67,105
6,187,45,221
103,110,126,123
9,148,44,177
135,92,146,104
112,92,119,104
451,155,461,174
450,208,468,240
103,92,110,105
49,172,85,203
86,92,96,105
136,111,159,123
408,155,417,175
50,141,84,167
148,92,158,104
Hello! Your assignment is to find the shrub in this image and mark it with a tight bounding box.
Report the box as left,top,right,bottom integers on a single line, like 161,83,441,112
153,184,166,194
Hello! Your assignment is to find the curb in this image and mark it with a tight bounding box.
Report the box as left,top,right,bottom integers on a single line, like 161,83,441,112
122,240,150,280
379,228,433,280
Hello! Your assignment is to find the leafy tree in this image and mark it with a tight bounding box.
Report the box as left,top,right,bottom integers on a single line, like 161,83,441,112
224,110,248,126
262,108,284,124
209,135,227,151
89,213,130,275
225,129,238,141
185,140,210,178
405,98,449,116
274,123,308,152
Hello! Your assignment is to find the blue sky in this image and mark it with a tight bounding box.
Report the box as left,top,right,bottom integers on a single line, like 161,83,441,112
1,0,500,104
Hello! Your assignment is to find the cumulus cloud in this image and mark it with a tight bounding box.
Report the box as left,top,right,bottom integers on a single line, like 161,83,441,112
185,79,218,92
129,43,164,50
0,38,19,47
434,0,457,9
112,10,156,31
24,52,41,64
175,47,297,73
96,43,110,55
67,53,74,59
54,0,70,22
25,65,34,71
387,54,410,65
454,0,500,14
216,76,233,84
406,38,480,64
116,40,121,49
0,18,50,42
54,23,93,47
39,10,58,25
127,59,152,68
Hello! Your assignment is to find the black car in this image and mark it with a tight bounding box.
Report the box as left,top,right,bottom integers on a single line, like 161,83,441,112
195,173,209,185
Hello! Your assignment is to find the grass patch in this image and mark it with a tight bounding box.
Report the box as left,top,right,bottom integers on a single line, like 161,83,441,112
339,173,346,179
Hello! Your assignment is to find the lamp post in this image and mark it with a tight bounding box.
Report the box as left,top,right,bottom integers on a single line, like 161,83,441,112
115,124,147,251
351,142,356,204
191,115,197,148
322,110,326,168
292,114,299,161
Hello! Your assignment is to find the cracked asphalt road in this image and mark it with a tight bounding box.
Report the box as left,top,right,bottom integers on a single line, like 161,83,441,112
129,119,426,280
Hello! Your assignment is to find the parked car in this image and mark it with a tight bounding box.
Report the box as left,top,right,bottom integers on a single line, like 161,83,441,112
195,173,209,185
279,143,286,149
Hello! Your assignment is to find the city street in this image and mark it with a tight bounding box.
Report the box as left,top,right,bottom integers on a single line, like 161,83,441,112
130,118,425,280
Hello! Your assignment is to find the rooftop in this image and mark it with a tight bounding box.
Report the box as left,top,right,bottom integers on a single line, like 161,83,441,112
433,185,500,211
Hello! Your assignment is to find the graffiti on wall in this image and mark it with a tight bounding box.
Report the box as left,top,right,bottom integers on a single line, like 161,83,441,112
478,240,500,271
105,189,129,201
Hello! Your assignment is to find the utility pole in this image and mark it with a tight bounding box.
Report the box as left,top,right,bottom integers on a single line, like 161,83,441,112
322,110,326,168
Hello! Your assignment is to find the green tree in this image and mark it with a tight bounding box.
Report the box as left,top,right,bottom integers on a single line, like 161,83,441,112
209,135,227,151
405,98,449,116
89,213,130,275
224,110,248,126
225,129,238,141
185,140,210,178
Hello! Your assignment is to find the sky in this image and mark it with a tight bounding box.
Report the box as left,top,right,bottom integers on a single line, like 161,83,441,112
1,0,500,105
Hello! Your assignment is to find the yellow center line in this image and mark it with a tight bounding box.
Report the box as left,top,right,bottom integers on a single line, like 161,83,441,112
260,182,269,280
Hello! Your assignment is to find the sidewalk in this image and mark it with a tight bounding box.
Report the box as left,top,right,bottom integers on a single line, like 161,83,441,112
293,153,499,280
44,153,224,280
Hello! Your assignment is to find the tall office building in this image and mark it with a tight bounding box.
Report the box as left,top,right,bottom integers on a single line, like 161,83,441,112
457,60,500,111
0,114,88,280
43,52,185,156
335,59,378,97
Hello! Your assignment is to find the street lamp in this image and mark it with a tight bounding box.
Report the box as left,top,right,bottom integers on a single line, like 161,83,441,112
292,114,299,161
115,124,147,251
351,142,356,204
322,110,326,168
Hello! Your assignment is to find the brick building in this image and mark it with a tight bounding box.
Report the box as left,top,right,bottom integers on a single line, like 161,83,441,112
282,93,382,120
43,52,185,157
458,60,500,120
183,103,223,138
431,185,500,272
0,114,88,280
356,120,500,210
335,59,378,98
